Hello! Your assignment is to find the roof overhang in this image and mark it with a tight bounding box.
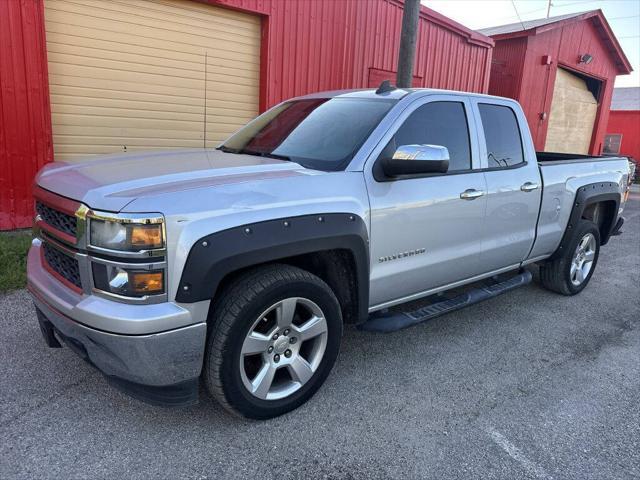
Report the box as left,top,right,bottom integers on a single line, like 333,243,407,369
420,4,494,48
391,0,494,48
490,10,632,74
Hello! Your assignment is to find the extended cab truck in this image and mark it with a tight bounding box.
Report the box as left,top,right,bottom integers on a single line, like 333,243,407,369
28,87,633,419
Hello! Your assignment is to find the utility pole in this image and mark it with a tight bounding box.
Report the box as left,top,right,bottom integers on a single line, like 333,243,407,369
546,0,552,18
396,0,420,88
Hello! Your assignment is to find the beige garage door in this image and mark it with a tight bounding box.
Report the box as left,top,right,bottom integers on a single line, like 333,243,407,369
44,0,260,161
545,68,598,155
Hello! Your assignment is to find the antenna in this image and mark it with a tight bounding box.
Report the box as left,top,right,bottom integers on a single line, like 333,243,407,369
376,80,397,94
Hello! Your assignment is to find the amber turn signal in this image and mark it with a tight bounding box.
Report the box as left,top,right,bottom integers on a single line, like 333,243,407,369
130,271,164,294
130,224,163,249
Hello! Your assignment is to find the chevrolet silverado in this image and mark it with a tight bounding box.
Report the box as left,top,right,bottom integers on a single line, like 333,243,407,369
28,85,633,419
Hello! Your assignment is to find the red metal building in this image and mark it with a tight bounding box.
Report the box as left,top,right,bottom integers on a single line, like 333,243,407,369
482,10,632,157
0,0,493,230
605,87,640,166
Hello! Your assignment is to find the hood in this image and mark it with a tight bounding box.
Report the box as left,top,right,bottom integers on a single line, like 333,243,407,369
36,149,307,212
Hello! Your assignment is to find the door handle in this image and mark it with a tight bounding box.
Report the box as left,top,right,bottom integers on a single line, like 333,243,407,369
520,182,539,192
460,189,485,200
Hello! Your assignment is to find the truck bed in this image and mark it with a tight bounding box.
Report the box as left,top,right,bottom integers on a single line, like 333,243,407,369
536,152,624,164
528,153,631,261
536,151,625,165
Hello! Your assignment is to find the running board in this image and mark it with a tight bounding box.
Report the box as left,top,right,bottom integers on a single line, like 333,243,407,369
359,270,533,333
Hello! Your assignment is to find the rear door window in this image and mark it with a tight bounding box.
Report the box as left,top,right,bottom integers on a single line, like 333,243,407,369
478,104,525,168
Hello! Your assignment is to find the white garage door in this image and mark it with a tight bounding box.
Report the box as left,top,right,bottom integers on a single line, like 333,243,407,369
44,0,260,161
545,68,599,155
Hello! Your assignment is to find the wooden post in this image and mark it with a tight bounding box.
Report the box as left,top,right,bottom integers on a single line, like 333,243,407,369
396,0,420,88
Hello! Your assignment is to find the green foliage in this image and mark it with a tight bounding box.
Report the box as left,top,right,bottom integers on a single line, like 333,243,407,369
0,231,32,292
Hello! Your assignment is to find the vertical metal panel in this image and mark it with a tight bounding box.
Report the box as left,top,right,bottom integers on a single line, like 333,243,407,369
488,37,527,100
607,111,640,162
1,0,492,230
0,0,53,230
213,0,493,109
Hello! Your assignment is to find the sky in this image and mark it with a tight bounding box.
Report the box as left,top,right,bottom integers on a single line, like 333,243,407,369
424,0,640,88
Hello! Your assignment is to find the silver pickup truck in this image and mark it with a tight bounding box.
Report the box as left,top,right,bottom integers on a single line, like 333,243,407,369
28,86,633,419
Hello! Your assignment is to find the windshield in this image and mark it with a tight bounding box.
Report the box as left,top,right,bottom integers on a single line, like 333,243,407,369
219,97,396,171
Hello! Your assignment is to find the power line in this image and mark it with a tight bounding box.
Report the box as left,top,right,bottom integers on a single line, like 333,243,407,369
490,7,639,24
550,0,599,7
487,7,639,29
510,0,527,30
607,15,640,21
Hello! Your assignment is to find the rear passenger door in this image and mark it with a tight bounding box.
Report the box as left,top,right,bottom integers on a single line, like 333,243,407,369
366,95,488,308
472,100,542,272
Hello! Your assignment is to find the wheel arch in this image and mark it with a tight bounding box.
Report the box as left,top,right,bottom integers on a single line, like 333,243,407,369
175,213,370,323
580,199,617,245
552,181,620,259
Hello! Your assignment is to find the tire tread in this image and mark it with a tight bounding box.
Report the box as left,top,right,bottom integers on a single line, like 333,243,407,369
539,219,600,296
203,264,338,417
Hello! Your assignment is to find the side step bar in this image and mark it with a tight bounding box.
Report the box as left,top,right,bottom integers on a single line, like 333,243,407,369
359,270,533,333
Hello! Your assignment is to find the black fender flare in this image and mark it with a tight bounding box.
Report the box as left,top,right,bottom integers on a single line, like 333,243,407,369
552,181,620,258
175,213,370,321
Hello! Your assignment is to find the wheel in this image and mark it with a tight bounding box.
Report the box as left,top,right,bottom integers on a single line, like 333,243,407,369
203,264,342,419
539,219,600,295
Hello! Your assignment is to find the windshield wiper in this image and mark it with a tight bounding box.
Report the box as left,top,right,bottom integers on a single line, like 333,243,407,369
218,146,296,164
239,149,291,162
217,145,241,154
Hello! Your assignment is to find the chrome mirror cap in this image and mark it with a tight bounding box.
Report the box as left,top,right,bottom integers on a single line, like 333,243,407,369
392,144,450,162
382,144,450,177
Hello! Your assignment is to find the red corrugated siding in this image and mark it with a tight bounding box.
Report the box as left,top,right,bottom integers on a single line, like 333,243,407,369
0,0,52,230
488,38,527,101
0,0,492,230
488,16,622,155
607,111,640,163
211,0,493,110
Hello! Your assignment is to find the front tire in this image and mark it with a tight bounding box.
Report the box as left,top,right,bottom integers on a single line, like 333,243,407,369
204,264,342,419
539,219,600,295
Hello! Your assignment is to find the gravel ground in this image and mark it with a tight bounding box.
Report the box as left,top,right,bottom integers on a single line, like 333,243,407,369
1,188,638,480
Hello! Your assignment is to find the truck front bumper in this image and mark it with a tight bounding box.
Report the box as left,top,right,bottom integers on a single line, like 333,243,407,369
28,241,207,406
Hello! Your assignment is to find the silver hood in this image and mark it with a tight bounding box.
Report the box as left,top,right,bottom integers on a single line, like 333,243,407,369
35,149,306,212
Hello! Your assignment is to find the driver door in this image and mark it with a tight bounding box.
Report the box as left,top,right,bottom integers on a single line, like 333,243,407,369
365,95,488,309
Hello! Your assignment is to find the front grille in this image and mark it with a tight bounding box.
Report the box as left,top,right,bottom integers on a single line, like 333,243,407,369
36,201,77,238
43,242,82,289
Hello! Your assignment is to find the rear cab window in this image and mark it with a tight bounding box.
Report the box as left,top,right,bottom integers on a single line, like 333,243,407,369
478,103,525,168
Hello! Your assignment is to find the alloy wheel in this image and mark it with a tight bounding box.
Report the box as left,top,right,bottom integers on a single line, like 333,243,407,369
570,232,596,286
239,297,328,400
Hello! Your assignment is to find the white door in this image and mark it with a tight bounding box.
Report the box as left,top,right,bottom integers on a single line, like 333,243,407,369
545,68,599,154
44,0,260,161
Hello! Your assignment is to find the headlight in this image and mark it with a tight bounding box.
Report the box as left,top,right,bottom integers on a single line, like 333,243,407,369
92,263,164,297
89,215,164,252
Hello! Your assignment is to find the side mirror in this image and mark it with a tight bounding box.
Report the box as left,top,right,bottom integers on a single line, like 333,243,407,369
382,144,449,177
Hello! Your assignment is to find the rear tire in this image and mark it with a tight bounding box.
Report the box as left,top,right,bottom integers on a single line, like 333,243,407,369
203,264,342,419
539,219,600,295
